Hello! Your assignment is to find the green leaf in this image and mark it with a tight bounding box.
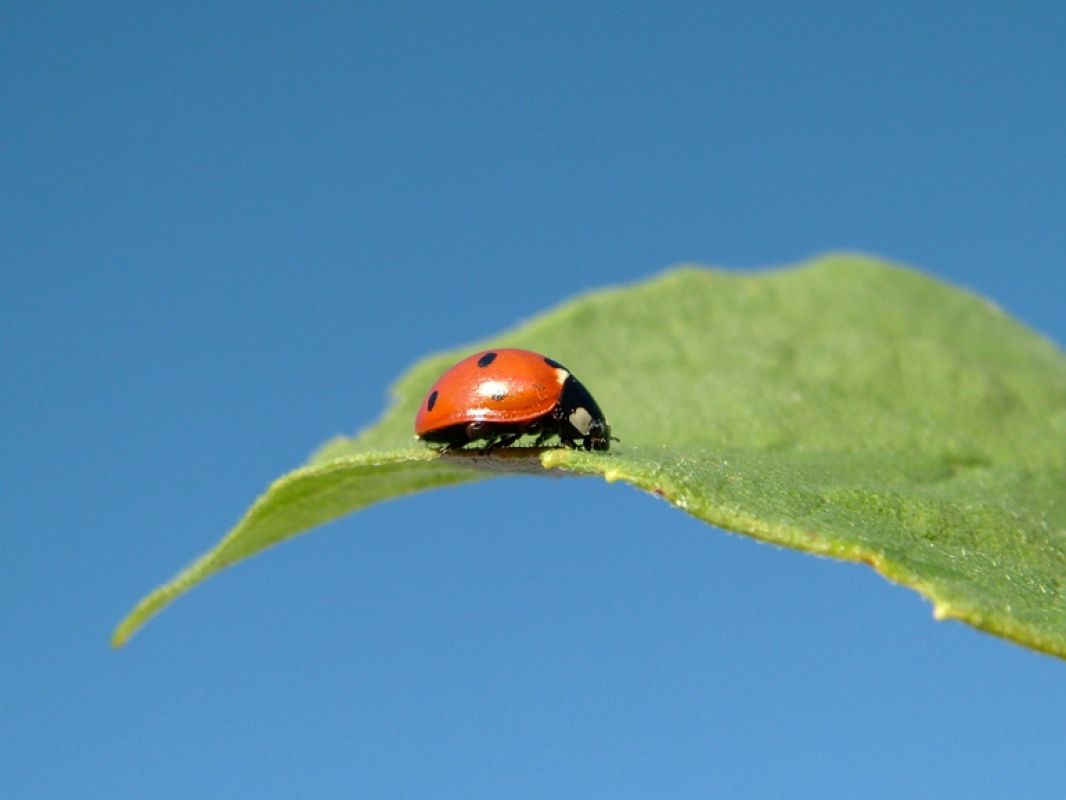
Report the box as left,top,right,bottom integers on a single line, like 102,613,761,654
113,254,1066,657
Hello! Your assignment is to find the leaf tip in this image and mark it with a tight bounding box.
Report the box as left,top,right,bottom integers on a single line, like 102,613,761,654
111,584,176,649
110,619,135,649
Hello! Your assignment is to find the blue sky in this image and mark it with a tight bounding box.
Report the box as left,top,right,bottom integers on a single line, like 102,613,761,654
4,3,1065,797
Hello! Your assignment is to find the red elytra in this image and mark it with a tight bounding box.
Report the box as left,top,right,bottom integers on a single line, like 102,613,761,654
414,348,612,452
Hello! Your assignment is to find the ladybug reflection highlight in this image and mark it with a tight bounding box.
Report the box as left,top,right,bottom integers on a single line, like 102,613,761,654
415,348,612,452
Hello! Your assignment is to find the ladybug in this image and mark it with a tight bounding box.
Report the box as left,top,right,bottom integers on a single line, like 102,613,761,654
415,348,612,452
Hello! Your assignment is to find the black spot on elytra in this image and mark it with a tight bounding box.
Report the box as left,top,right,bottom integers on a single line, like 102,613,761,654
477,352,498,367
427,390,438,411
492,393,506,402
544,356,563,369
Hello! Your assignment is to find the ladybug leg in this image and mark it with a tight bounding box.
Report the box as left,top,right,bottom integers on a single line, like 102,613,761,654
533,425,568,448
556,433,577,449
532,429,554,447
525,419,549,447
481,432,521,454
483,421,536,453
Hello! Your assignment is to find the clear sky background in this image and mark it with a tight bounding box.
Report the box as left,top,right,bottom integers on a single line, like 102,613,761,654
4,3,1065,798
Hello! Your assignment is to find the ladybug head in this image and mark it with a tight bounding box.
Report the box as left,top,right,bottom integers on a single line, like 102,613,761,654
585,417,611,451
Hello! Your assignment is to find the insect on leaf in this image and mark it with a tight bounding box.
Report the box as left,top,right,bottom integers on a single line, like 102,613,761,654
113,254,1066,658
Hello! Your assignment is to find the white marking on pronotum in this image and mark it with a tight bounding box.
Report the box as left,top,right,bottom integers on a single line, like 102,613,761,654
568,406,593,435
553,368,569,385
